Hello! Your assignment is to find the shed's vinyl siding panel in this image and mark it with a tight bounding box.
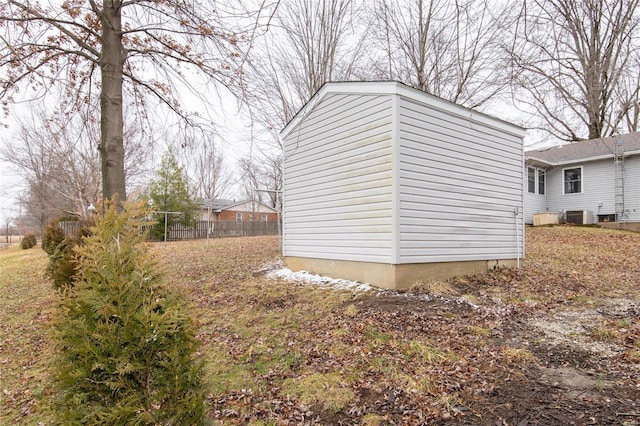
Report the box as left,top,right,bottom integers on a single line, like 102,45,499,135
542,155,640,223
397,97,523,263
283,93,394,263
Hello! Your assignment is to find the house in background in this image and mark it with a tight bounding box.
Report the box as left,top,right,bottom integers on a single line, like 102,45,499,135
524,132,640,230
199,199,278,223
280,81,526,290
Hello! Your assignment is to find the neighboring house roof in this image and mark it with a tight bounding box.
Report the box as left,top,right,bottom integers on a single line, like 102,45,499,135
202,199,236,211
525,132,640,167
199,199,276,213
280,80,526,140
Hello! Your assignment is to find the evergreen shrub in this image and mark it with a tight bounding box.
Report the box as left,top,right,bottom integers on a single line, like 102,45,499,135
46,235,82,289
45,220,94,289
51,198,207,425
42,221,65,255
20,234,37,249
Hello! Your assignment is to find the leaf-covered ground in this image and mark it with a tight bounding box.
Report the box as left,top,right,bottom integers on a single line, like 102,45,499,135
1,226,639,425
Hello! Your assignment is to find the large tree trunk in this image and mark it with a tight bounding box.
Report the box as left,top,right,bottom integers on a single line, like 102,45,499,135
99,0,127,202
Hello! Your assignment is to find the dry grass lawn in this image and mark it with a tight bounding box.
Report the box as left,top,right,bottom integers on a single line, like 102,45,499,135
1,226,639,425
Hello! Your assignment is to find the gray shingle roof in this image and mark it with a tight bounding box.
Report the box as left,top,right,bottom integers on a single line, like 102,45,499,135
525,132,640,166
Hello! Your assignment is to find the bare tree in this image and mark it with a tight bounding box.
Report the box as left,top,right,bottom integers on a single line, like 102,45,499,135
1,109,101,223
238,157,264,205
507,0,640,141
618,69,640,132
238,152,281,208
248,0,368,131
1,106,153,224
243,0,366,211
372,0,510,109
177,131,234,202
0,1,276,202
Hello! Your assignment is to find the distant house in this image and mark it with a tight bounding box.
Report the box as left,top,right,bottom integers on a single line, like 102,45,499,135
524,132,640,228
199,199,278,223
280,81,526,290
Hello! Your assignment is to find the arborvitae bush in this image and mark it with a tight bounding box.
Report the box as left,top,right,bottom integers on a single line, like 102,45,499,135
42,221,65,255
45,220,94,289
46,235,83,289
20,234,37,249
51,198,207,425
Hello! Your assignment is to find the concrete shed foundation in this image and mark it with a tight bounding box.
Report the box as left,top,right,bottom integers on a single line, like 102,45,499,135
598,222,640,232
285,257,519,291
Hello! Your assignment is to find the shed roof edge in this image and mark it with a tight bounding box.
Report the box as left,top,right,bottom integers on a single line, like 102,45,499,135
279,81,526,140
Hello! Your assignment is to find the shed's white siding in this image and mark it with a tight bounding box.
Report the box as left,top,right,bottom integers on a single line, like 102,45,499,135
283,93,395,263
396,96,523,263
281,82,525,278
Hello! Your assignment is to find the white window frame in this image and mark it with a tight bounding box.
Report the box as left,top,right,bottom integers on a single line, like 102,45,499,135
562,166,583,195
526,166,546,196
537,169,545,195
262,214,268,222
527,167,536,193
236,212,243,222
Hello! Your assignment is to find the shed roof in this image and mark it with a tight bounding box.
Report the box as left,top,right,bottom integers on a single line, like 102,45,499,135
280,81,526,140
525,132,640,166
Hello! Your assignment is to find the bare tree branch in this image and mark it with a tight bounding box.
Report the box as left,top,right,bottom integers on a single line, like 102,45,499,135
371,0,510,109
506,0,640,141
0,0,277,201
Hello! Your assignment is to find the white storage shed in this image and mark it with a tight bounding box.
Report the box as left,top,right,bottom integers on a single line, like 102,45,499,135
280,81,526,290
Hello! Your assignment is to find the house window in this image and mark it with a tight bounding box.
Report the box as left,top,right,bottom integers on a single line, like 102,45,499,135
262,214,268,222
563,167,582,194
527,167,545,195
527,167,536,193
236,212,242,222
249,213,254,222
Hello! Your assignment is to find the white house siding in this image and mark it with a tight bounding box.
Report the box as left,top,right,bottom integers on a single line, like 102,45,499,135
283,93,395,263
524,190,548,224
397,96,523,263
623,155,640,222
542,157,640,223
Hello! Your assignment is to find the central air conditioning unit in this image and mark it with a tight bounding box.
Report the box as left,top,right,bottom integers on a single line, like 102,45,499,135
565,210,593,225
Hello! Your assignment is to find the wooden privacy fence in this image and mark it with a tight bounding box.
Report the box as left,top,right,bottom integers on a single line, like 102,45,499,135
59,220,279,241
148,221,279,241
59,221,83,237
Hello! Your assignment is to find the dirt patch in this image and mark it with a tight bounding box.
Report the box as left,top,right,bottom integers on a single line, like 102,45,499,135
332,286,640,425
349,292,477,317
329,289,637,425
